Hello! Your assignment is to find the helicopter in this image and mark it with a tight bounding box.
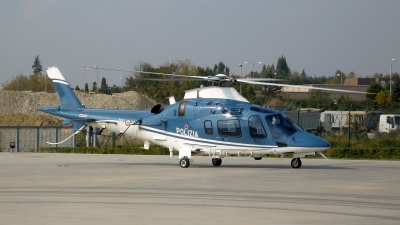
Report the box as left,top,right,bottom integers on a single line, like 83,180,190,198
38,66,367,168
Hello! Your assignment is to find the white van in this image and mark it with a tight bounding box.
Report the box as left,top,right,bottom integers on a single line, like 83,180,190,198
378,114,400,133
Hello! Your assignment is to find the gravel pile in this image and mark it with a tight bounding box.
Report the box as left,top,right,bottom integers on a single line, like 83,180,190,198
0,90,157,126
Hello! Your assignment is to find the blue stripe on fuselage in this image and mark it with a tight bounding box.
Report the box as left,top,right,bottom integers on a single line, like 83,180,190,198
139,126,277,149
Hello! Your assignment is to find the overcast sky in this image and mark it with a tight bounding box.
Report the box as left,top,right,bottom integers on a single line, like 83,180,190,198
1,0,399,89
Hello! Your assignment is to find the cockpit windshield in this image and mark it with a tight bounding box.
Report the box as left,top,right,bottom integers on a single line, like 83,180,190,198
265,114,300,139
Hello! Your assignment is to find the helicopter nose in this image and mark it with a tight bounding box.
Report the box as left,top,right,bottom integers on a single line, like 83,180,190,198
311,135,331,148
288,131,331,148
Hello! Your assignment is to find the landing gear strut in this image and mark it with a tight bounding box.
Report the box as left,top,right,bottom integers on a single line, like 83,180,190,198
291,158,302,169
212,158,222,166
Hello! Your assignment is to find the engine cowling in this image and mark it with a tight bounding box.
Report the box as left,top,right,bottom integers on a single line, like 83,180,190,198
151,104,168,114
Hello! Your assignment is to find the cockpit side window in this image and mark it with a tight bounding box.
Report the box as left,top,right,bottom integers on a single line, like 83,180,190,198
265,114,299,139
248,115,267,139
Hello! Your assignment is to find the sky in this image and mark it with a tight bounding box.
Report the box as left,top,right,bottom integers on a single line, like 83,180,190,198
1,0,399,89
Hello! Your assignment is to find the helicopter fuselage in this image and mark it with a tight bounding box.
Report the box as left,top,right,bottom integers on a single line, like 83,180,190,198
38,67,331,168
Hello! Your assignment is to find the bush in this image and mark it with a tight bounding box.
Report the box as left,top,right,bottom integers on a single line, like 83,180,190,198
327,139,400,159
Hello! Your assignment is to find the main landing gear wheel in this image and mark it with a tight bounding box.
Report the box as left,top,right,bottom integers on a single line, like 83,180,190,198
212,158,222,166
179,157,190,168
291,158,302,169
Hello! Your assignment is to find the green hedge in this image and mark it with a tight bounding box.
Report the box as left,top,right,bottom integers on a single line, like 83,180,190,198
327,139,400,159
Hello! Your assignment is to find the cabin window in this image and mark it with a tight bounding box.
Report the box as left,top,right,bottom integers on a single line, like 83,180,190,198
248,115,267,139
204,120,213,135
217,120,242,137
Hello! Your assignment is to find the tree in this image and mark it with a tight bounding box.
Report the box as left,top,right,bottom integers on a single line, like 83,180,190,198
213,62,229,75
225,66,230,75
300,69,306,78
347,71,356,78
75,85,81,91
110,84,121,94
240,83,256,101
308,90,334,109
325,70,345,85
391,73,400,102
261,85,281,99
2,74,28,91
85,83,89,93
1,74,55,92
375,90,391,105
366,82,383,100
32,55,42,76
98,77,110,94
92,82,97,92
260,64,275,78
29,74,41,91
275,56,290,79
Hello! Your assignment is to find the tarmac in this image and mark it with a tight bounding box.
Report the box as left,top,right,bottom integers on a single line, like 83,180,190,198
0,153,399,225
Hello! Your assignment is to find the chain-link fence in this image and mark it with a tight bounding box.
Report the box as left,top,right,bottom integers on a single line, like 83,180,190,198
0,126,75,152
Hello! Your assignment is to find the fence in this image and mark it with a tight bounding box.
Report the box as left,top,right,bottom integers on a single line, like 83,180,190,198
0,126,75,152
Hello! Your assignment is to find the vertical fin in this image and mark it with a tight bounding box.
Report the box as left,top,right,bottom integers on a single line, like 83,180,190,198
47,67,84,111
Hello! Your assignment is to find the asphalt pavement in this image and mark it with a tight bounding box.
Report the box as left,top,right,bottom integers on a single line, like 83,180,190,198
0,153,399,225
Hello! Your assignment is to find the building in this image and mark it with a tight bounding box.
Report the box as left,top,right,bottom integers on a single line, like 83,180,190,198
345,78,389,86
280,84,369,100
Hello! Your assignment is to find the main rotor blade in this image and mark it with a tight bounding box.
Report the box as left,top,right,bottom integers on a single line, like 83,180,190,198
134,78,207,82
237,78,284,82
80,66,135,73
80,66,283,83
134,71,209,79
80,66,210,79
239,79,372,94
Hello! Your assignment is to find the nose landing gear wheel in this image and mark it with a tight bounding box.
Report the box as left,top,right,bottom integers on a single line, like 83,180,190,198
212,158,222,166
291,158,302,168
179,157,190,168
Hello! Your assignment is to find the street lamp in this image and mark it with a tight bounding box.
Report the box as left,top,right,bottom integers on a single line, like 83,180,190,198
244,61,263,88
119,78,123,93
139,61,146,77
95,66,98,88
239,64,243,94
14,75,19,91
244,61,263,79
45,75,47,92
84,68,90,93
390,59,395,97
337,73,342,85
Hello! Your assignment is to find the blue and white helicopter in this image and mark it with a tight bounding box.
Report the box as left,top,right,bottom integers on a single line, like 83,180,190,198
38,67,365,168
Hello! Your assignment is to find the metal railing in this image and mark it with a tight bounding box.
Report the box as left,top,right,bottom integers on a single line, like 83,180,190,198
0,126,75,152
